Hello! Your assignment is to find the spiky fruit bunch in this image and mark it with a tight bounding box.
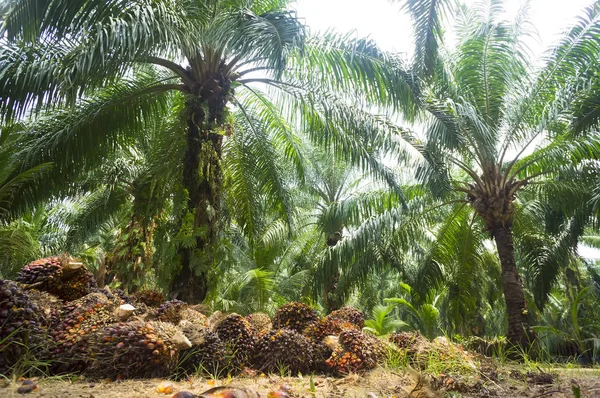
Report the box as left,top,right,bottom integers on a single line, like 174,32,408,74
180,308,209,328
152,299,188,324
325,307,365,329
76,321,190,378
177,310,209,346
178,330,227,377
131,289,165,307
101,288,130,304
304,318,354,342
58,271,97,301
325,330,386,375
389,331,426,354
23,289,62,326
303,317,355,369
246,313,272,337
214,314,255,370
48,293,120,371
16,257,97,301
16,257,62,285
272,302,319,333
0,280,48,375
252,328,314,374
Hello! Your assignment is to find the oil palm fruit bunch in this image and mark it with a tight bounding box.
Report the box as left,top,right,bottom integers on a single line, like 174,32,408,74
214,314,255,371
77,320,191,378
245,313,272,337
151,299,188,324
179,308,209,329
177,329,227,377
252,328,314,374
325,330,386,375
272,302,319,333
325,307,365,329
0,279,48,375
131,289,165,307
16,256,97,301
22,289,62,326
303,317,354,369
49,293,118,371
389,331,426,354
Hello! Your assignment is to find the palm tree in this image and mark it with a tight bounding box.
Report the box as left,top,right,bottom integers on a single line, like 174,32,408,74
0,0,408,302
382,0,600,345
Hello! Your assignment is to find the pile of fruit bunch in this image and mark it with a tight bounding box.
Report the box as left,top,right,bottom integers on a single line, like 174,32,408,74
325,330,386,375
272,302,319,333
131,289,165,307
16,256,97,301
0,280,49,375
252,328,314,374
325,307,365,329
214,314,255,372
177,329,227,378
75,321,191,378
245,313,272,337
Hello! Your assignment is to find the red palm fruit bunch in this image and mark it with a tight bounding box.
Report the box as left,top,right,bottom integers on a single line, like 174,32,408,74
0,280,49,375
252,328,315,374
131,289,165,307
48,293,119,372
245,313,272,337
325,307,365,329
303,317,355,369
22,289,63,327
76,321,191,378
16,256,97,301
272,302,319,333
325,330,386,375
177,329,227,377
389,331,426,355
152,299,188,324
214,314,255,371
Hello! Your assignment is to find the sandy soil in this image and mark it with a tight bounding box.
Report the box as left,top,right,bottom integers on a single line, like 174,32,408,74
1,368,599,397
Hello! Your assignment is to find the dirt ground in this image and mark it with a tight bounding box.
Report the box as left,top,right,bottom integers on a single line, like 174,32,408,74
1,367,599,397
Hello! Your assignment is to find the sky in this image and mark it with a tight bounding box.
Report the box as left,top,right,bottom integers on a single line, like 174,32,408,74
295,0,595,59
293,0,600,259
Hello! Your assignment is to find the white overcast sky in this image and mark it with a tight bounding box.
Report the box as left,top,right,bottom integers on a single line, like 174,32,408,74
292,0,600,259
294,0,595,60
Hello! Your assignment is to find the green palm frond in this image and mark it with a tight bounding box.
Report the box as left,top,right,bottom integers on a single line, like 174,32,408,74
363,304,410,336
397,0,454,79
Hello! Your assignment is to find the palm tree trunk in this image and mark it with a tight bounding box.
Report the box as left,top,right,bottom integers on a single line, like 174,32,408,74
491,225,530,346
171,100,223,303
324,271,342,312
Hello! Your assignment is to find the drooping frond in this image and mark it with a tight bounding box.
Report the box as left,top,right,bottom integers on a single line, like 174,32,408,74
4,73,176,218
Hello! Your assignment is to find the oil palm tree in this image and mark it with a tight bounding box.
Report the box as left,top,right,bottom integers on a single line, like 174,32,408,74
0,0,409,302
383,0,600,345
